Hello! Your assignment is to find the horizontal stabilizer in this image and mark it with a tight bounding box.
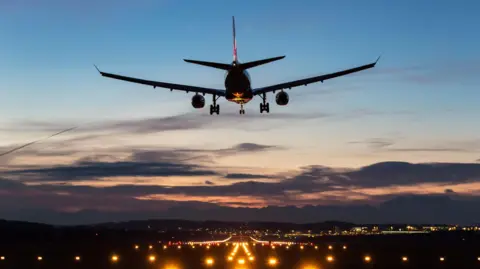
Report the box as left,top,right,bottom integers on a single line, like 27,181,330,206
183,59,231,70
239,56,285,70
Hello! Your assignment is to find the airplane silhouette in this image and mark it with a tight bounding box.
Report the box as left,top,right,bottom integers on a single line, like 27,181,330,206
95,16,379,115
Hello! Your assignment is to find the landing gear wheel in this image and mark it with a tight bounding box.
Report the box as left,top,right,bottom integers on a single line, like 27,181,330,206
239,109,245,114
210,95,219,115
260,102,270,113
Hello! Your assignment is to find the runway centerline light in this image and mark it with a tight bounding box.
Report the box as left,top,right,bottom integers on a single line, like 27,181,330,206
402,256,408,262
326,255,334,262
111,255,119,262
0,256,4,261
343,245,347,250
268,258,277,266
134,245,139,250
440,257,445,262
149,255,156,262
37,256,43,261
238,258,245,265
75,256,81,261
364,255,371,262
328,245,333,250
249,256,255,261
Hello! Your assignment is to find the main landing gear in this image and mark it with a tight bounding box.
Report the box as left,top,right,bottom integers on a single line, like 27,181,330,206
210,95,220,115
260,93,270,113
239,104,245,114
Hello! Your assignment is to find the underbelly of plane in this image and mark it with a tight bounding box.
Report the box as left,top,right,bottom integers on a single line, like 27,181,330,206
225,89,253,104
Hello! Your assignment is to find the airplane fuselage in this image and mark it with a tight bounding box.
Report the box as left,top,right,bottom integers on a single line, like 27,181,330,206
224,63,253,104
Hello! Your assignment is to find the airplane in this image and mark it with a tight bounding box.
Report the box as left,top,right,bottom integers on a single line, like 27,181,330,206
95,16,379,115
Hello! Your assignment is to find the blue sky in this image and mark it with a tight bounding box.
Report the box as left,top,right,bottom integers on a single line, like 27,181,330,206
0,0,480,223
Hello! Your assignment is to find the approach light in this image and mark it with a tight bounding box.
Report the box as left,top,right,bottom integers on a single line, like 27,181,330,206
328,245,333,250
111,255,119,262
343,245,347,250
364,255,371,262
228,256,233,261
149,245,153,249
177,245,181,249
238,258,245,265
402,256,408,262
440,257,445,262
149,255,156,262
37,256,43,261
0,256,4,261
134,245,139,250
326,255,334,262
249,256,255,261
75,256,81,261
314,246,318,250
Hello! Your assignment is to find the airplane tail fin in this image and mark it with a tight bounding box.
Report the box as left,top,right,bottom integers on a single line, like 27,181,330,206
233,16,237,62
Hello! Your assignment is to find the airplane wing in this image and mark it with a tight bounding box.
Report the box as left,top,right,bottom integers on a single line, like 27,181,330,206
252,57,380,95
95,66,226,96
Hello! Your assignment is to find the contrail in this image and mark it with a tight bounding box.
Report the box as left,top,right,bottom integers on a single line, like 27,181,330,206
0,127,77,157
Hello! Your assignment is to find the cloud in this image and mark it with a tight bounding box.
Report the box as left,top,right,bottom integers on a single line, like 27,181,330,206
349,138,395,149
224,173,277,179
349,137,480,153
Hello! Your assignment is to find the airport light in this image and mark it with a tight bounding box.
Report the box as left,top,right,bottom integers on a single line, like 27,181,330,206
148,255,156,262
163,245,168,249
440,257,445,262
177,245,182,249
272,245,276,249
37,256,43,261
205,258,214,265
75,256,81,261
364,255,371,263
343,245,347,250
149,245,153,250
238,258,245,265
328,245,333,250
206,245,210,249
326,255,334,262
300,245,304,250
314,246,318,250
477,257,480,261
134,245,139,250
268,257,277,266
286,246,290,249
249,256,255,261
0,256,5,261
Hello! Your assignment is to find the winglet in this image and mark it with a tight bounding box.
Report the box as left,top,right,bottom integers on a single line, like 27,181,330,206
93,64,101,73
374,55,382,65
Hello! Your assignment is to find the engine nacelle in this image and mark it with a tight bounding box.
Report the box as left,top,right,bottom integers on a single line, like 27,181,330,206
275,91,289,106
191,94,205,109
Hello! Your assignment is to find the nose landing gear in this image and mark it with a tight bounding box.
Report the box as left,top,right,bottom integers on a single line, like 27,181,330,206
239,104,245,114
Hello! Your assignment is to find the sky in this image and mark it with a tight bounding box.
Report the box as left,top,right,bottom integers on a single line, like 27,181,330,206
1,0,480,225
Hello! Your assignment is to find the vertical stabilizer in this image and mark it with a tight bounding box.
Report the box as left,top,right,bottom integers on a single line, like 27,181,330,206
232,16,237,62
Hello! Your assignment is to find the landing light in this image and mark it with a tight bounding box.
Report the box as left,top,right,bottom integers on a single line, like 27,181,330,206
205,258,214,265
268,258,277,265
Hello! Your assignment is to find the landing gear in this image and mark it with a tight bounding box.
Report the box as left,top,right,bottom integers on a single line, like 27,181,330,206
210,95,220,115
260,93,270,113
239,104,245,114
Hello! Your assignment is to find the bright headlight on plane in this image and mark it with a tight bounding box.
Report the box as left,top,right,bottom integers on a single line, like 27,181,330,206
268,258,277,265
205,258,214,265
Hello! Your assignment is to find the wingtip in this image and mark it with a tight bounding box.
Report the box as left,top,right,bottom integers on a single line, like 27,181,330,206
93,64,101,73
375,55,382,64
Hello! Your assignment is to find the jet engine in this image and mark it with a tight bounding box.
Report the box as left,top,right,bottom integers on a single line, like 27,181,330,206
191,94,205,109
275,91,289,106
